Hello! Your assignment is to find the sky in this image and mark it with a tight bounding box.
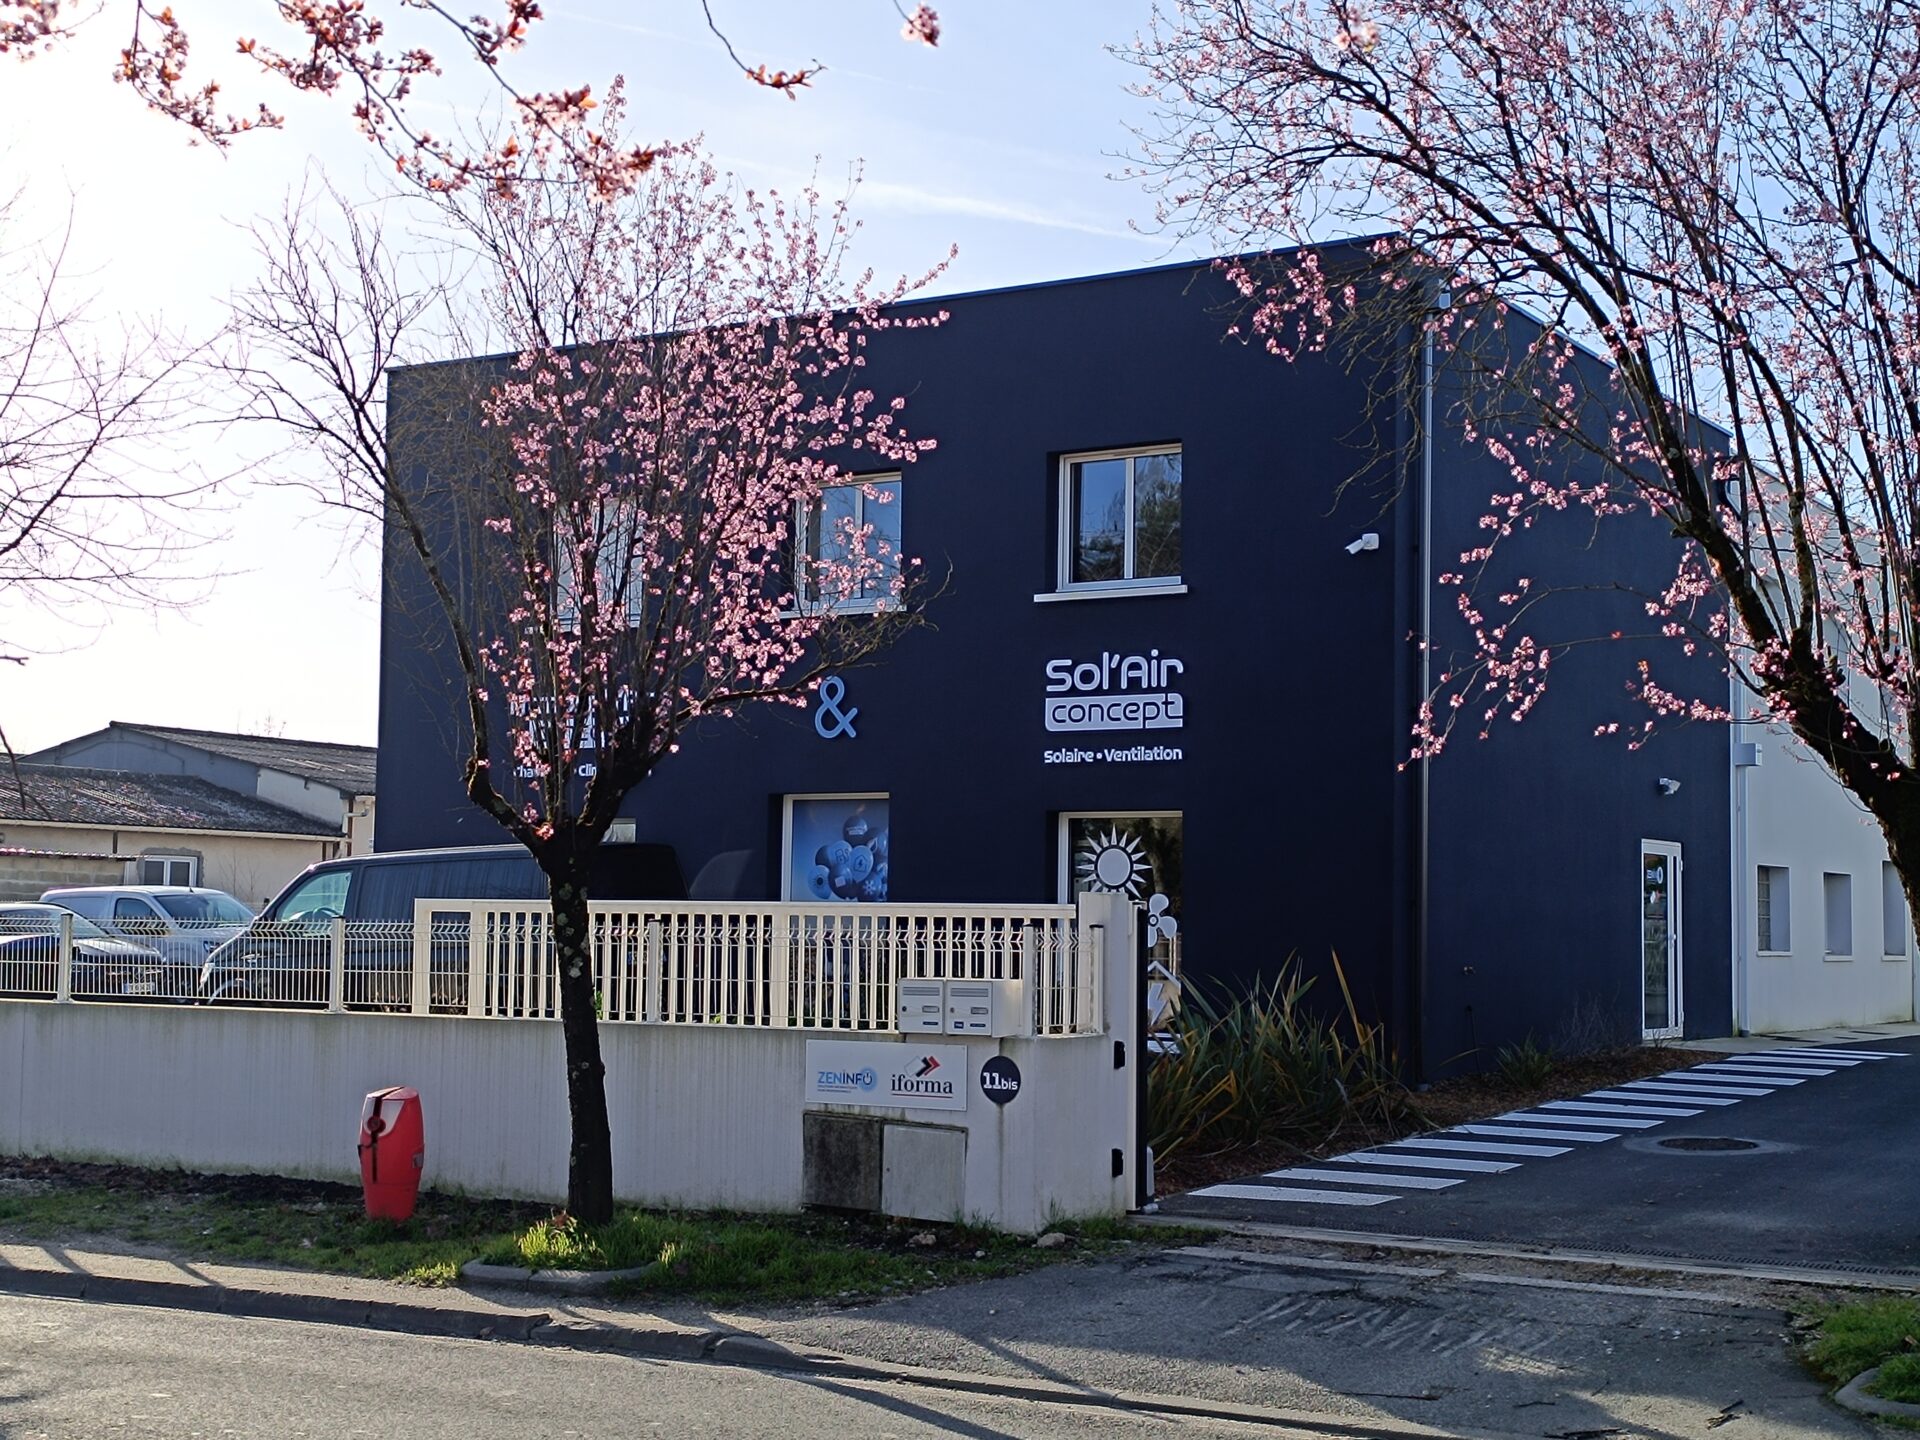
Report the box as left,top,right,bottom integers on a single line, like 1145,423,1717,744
0,0,1201,754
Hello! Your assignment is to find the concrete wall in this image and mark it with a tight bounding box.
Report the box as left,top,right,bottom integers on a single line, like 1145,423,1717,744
0,1003,1131,1232
1738,725,1914,1033
0,855,129,902
0,822,338,909
256,768,351,831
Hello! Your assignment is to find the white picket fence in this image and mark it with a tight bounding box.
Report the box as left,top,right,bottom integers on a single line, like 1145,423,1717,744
7,897,1122,1038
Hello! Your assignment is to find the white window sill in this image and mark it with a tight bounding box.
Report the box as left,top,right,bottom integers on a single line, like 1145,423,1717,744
1034,582,1188,604
1885,953,1910,963
1756,950,1791,958
1823,952,1854,963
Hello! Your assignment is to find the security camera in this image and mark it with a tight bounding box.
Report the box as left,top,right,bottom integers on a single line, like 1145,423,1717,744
1345,532,1380,555
1657,777,1682,796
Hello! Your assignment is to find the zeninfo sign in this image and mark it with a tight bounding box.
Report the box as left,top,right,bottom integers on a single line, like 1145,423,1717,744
1043,649,1185,766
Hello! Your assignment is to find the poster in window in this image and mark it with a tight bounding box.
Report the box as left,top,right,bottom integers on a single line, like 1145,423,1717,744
789,797,890,902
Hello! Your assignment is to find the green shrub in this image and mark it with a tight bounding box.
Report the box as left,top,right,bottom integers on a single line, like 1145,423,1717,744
1805,1296,1920,1386
1495,1036,1557,1088
1146,953,1415,1166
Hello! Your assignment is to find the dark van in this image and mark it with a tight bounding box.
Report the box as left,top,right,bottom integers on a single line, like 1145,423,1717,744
201,843,685,1006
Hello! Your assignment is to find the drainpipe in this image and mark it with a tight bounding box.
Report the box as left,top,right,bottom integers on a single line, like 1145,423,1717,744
1730,698,1753,1035
1413,294,1440,1079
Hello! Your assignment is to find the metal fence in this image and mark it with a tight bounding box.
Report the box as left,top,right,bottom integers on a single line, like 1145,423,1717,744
2,899,1117,1037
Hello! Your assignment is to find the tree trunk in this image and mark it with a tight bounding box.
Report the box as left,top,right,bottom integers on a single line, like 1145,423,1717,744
547,863,615,1225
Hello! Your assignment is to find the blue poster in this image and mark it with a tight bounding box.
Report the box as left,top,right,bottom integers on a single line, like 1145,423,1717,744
789,797,891,903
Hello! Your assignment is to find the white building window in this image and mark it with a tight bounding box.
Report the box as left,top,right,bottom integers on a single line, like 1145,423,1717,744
783,794,890,902
1824,871,1854,957
1756,866,1789,953
1056,446,1182,593
555,507,643,632
1884,862,1907,957
798,476,902,611
141,854,196,886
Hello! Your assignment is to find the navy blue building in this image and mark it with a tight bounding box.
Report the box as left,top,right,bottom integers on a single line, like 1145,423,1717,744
375,253,1732,1077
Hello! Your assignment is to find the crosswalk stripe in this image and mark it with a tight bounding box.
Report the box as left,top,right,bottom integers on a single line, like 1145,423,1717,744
1730,1054,1860,1068
1618,1083,1745,1104
1328,1152,1518,1173
1264,1167,1464,1190
1657,1073,1783,1092
1688,1068,1806,1084
1450,1124,1619,1143
1389,1136,1571,1158
1497,1108,1665,1129
1189,1183,1397,1205
1578,1091,1715,1109
1543,1099,1702,1117
1768,1048,1903,1059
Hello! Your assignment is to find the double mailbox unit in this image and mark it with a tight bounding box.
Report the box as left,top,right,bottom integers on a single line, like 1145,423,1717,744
895,977,1025,1036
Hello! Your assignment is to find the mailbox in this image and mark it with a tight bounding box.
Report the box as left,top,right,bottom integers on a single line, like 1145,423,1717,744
946,979,1024,1037
896,978,946,1034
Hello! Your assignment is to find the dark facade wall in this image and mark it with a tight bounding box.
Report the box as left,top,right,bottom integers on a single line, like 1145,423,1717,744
376,261,1419,1024
1418,340,1734,1066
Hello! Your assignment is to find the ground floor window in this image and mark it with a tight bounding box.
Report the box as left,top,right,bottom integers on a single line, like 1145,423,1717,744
783,794,890,902
1060,812,1182,957
140,854,197,886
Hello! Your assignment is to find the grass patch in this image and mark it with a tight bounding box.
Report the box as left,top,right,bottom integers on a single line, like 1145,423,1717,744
483,1209,1145,1304
1871,1354,1920,1405
0,1159,544,1284
0,1156,1170,1305
1805,1295,1920,1389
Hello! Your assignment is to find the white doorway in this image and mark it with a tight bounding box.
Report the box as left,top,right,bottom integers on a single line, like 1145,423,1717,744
1642,840,1683,1039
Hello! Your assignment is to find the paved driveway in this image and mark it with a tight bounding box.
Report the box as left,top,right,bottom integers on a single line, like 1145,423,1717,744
1158,1034,1920,1274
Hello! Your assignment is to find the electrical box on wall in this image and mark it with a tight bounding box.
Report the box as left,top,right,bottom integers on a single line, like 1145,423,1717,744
946,979,1024,1037
896,979,946,1034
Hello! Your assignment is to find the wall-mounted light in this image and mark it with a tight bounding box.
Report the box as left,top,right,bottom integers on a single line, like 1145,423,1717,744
1345,532,1380,555
1657,777,1682,796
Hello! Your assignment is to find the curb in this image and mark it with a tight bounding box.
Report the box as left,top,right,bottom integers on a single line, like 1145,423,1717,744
1835,1366,1920,1420
459,1260,662,1295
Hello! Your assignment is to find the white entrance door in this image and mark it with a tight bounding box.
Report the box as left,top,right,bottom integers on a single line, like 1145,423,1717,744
1641,841,1683,1038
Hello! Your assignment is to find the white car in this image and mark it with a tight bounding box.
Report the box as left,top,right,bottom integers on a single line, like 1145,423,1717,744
40,885,256,973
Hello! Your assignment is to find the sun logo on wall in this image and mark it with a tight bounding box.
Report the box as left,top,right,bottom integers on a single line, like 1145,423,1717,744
1075,827,1152,898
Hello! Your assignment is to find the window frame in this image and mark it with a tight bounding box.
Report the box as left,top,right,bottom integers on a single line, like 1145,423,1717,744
554,506,645,635
780,792,892,903
1823,870,1854,958
140,855,197,887
1885,861,1908,959
1055,810,1183,904
793,473,904,616
1051,444,1185,599
1756,864,1790,955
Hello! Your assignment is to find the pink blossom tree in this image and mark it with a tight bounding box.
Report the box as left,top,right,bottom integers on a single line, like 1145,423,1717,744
230,102,949,1221
1131,0,1920,919
2,0,939,192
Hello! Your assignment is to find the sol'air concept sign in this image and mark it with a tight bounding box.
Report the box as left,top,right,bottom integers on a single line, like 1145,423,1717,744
804,1040,968,1111
1042,649,1185,765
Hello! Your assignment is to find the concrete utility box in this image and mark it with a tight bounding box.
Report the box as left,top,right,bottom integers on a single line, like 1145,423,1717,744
946,979,1024,1037
801,1113,883,1211
881,1123,967,1222
895,978,946,1034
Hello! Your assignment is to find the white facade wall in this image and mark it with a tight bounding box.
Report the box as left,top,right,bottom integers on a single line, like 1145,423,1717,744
254,768,350,831
0,1003,1131,1231
1736,725,1915,1032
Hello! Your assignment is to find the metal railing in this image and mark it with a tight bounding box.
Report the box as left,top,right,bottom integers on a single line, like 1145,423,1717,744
4,899,1112,1036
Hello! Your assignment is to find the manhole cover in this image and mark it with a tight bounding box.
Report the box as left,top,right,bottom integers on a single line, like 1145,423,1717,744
1657,1136,1761,1152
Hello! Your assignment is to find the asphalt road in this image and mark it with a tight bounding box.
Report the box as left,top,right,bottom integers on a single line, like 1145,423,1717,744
1160,1036,1920,1272
0,1291,1332,1440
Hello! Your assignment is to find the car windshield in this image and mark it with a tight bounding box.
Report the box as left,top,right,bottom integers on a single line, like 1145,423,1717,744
156,893,254,925
0,907,109,939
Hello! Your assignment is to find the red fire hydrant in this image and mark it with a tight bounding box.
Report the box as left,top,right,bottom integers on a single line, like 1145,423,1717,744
357,1086,424,1222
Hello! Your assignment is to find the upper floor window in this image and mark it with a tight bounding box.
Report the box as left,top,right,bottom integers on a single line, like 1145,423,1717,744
555,507,643,633
798,476,902,612
1057,445,1182,594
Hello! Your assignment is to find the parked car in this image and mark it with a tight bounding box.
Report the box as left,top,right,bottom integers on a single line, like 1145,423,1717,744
40,886,255,973
0,903,175,1000
201,842,686,1008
